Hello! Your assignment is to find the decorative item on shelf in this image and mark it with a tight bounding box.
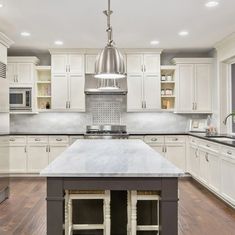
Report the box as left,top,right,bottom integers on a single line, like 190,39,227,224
162,100,171,109
46,102,50,109
94,0,125,79
161,76,166,81
161,89,165,96
167,75,173,81
165,89,173,96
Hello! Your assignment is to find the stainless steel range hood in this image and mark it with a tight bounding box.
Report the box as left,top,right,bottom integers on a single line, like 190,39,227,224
85,74,127,95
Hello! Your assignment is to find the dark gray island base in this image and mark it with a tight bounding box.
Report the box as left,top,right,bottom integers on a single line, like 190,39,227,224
47,177,178,235
41,140,182,235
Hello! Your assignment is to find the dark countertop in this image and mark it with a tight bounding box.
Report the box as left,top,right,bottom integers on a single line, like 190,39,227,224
9,132,235,148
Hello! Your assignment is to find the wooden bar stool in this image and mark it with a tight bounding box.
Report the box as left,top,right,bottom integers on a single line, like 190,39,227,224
64,190,111,235
127,191,161,235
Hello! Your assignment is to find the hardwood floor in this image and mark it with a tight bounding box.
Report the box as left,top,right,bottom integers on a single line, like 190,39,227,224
0,178,235,235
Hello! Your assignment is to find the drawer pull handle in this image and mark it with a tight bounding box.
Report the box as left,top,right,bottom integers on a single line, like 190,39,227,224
151,138,158,141
56,138,63,141
206,144,210,147
227,151,232,155
35,138,41,141
10,138,15,141
173,138,178,141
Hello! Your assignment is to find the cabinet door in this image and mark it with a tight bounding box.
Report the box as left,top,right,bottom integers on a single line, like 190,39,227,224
51,55,67,74
9,146,27,173
195,64,212,112
85,55,97,74
69,75,85,111
126,54,143,74
189,145,200,178
68,54,84,75
127,75,143,111
165,144,186,171
144,54,160,75
51,74,68,110
221,155,235,205
49,145,68,163
199,150,209,185
27,145,48,173
208,152,220,192
7,63,16,84
176,64,194,112
143,75,160,110
17,63,33,84
0,75,9,112
151,145,165,156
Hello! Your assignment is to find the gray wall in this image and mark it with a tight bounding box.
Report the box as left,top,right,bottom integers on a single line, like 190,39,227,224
232,64,235,132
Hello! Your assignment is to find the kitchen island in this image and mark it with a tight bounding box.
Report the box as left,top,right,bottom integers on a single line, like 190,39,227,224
41,139,183,235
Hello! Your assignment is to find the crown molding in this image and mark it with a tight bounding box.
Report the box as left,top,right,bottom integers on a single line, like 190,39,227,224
7,56,40,64
215,32,235,49
172,57,214,64
0,32,14,48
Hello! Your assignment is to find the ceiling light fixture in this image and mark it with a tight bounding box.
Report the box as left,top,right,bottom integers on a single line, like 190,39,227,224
54,40,63,45
21,32,31,37
94,0,125,79
178,31,189,36
150,40,160,45
0,3,3,8
205,1,219,7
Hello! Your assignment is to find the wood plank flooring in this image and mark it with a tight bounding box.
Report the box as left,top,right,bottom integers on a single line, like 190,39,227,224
0,178,235,235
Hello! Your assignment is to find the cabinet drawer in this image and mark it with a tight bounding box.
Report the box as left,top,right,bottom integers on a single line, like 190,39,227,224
28,136,48,144
9,136,27,145
189,137,198,145
49,136,69,144
221,146,235,159
198,140,220,153
144,135,164,144
165,136,185,144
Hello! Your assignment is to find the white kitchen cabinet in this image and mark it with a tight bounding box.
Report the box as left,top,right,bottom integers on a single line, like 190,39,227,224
221,149,235,205
85,54,97,74
9,136,27,173
51,53,85,112
52,74,68,110
173,58,213,113
194,64,212,112
199,149,209,185
7,57,39,86
165,144,186,170
127,75,143,110
9,146,27,173
69,75,85,111
0,72,9,112
49,145,67,163
189,144,200,178
127,53,161,112
27,144,49,173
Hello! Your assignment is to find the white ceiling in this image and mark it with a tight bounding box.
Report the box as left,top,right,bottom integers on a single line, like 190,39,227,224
0,0,235,52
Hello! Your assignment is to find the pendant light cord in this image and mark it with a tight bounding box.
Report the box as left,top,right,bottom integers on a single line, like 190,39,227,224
104,0,113,46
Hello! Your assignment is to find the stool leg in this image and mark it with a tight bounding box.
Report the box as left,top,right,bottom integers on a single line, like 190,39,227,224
64,191,69,235
130,191,137,235
127,191,131,235
68,198,73,235
104,191,111,235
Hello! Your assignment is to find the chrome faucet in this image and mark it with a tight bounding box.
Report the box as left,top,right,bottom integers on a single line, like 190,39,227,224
223,112,235,125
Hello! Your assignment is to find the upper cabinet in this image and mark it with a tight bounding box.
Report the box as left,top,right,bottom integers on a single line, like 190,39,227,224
7,57,39,87
85,54,97,74
126,53,161,112
173,58,213,113
51,53,85,112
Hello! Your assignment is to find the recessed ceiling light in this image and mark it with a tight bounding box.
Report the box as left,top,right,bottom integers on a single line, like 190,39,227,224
150,40,160,45
21,32,31,37
178,31,189,36
0,3,3,8
205,1,219,7
54,40,63,45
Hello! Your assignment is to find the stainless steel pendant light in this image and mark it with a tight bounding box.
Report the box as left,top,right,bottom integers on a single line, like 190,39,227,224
95,0,125,79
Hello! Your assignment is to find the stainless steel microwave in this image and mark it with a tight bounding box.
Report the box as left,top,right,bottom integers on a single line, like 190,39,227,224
9,88,32,110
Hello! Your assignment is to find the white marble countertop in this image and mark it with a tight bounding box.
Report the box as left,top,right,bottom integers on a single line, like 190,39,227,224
41,139,183,177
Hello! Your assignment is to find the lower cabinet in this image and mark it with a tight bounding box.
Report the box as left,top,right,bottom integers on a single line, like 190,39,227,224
9,145,27,173
221,152,235,205
49,145,68,163
27,144,48,173
189,144,200,178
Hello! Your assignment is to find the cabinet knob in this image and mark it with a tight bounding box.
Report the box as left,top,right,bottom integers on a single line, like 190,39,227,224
35,138,40,141
227,151,232,155
151,138,158,141
10,138,15,141
56,138,63,141
173,138,178,141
